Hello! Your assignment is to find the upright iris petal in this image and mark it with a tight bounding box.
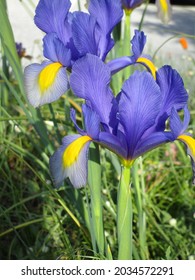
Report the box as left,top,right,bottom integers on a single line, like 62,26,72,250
70,54,118,132
34,0,71,43
89,0,123,60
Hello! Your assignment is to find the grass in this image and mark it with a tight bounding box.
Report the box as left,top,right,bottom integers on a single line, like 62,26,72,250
0,0,195,260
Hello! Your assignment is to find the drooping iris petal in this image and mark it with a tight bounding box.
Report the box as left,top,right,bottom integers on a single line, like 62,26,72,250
156,0,172,24
155,66,188,130
24,61,69,107
43,33,71,66
118,70,162,159
70,54,118,131
50,134,92,188
88,0,123,60
34,0,71,41
71,12,98,57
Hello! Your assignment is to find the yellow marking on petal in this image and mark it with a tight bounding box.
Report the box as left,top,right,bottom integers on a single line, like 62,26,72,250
136,57,157,80
177,134,195,159
63,136,92,168
38,62,62,93
159,0,168,13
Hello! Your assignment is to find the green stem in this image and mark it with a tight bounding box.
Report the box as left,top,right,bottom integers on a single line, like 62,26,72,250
123,10,131,81
132,158,148,259
88,143,105,257
117,165,133,260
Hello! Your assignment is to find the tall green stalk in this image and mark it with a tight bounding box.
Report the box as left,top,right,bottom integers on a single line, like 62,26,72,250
132,158,148,259
123,10,132,81
88,143,105,258
117,165,133,260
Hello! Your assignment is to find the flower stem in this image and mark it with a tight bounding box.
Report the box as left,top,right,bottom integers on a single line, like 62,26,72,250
123,10,131,81
117,165,133,260
88,143,105,257
132,158,148,259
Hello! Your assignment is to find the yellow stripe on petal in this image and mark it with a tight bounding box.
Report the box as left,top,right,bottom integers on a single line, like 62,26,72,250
63,136,92,168
177,134,195,160
159,0,168,13
38,62,62,93
136,57,157,80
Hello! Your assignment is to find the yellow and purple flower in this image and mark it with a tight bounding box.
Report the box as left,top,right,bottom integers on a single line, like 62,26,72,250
24,0,123,107
50,54,195,188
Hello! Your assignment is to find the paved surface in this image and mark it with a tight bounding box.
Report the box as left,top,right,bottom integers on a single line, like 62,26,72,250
6,0,195,68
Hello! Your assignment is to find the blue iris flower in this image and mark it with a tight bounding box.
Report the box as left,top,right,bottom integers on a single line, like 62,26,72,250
24,0,123,107
50,54,195,188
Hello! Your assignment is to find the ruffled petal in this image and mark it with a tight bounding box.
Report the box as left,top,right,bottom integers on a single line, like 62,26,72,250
24,61,69,107
34,0,71,41
43,33,71,67
155,65,188,130
70,54,117,131
50,134,92,188
118,70,162,158
156,0,172,24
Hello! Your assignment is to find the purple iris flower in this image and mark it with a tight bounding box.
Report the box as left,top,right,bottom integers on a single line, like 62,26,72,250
50,54,195,188
121,0,144,11
24,0,123,107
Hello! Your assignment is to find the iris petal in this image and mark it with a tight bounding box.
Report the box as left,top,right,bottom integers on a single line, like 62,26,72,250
72,12,97,57
43,33,71,66
50,134,92,188
155,66,188,130
177,134,195,162
70,54,117,131
24,61,69,107
88,0,123,60
169,106,190,139
34,0,71,42
118,70,161,158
